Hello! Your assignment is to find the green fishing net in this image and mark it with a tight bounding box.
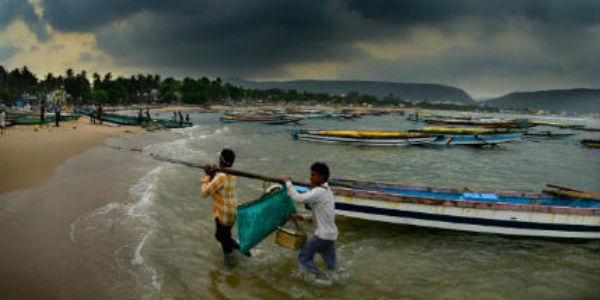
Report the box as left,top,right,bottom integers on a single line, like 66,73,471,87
237,186,297,253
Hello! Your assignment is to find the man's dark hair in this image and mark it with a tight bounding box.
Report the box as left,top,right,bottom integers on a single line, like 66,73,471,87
311,162,330,181
220,148,235,167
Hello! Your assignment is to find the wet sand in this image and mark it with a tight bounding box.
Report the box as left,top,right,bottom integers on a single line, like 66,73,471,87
0,124,166,300
0,118,143,195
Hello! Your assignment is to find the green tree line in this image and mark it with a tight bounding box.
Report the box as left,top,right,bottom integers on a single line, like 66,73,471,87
1,65,402,106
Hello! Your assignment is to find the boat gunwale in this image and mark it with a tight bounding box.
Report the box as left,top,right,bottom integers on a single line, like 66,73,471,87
332,187,600,216
331,179,600,216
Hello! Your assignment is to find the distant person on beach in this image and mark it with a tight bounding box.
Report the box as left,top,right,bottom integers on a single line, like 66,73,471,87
185,113,190,123
201,148,249,267
55,104,61,127
172,111,177,121
178,111,184,126
97,104,103,124
0,105,6,135
40,98,46,124
283,162,338,278
146,109,152,122
90,104,96,123
137,109,143,125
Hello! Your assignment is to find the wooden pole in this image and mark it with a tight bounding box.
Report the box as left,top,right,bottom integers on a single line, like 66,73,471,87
150,153,312,187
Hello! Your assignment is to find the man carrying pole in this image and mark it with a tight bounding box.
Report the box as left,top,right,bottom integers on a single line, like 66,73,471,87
201,148,250,267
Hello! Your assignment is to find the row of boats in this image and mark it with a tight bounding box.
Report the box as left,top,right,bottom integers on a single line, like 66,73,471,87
219,109,371,124
5,112,81,125
75,108,194,128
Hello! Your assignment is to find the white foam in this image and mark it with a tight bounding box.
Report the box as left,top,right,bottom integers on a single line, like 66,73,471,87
132,230,152,265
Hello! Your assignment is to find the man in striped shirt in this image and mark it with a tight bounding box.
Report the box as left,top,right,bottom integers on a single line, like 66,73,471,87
202,148,247,267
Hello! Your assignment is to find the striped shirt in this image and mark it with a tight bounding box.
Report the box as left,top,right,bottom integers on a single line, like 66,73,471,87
201,172,237,226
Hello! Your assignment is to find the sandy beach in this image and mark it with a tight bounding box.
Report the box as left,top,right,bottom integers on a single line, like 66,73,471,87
0,117,143,195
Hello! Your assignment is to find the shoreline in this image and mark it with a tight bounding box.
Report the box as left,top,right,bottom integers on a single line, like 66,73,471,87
0,117,144,195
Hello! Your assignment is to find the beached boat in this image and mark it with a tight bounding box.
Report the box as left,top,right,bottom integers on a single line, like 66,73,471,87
523,131,576,139
406,113,471,122
220,115,302,124
411,127,518,135
425,118,532,128
531,121,585,129
581,139,600,148
576,127,600,132
325,179,600,239
75,109,193,128
431,134,521,146
290,130,437,146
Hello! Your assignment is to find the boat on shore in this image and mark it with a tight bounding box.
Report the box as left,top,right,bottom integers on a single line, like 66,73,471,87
411,127,519,135
220,114,302,124
75,109,193,128
581,139,600,148
7,114,80,125
425,118,532,128
290,130,437,146
531,121,585,129
291,129,521,146
431,134,521,146
523,131,576,139
326,179,600,239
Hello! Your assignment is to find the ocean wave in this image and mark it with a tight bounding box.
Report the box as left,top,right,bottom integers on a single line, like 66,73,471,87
69,165,165,295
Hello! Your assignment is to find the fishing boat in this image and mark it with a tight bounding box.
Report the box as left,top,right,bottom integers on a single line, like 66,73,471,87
523,131,576,139
220,114,303,124
326,179,600,239
576,127,600,132
76,109,193,128
425,118,532,128
431,134,521,146
406,113,471,122
531,121,585,129
290,130,438,146
581,139,600,148
411,127,518,135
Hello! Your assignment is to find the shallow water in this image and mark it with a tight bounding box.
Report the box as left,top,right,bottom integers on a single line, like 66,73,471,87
3,112,599,300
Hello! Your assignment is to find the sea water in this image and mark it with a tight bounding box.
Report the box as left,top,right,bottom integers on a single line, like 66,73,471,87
2,111,599,299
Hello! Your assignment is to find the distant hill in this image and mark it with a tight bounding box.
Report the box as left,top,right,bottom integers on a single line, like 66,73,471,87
226,78,474,104
485,89,600,113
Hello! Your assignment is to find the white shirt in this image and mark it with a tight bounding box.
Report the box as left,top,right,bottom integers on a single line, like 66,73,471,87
286,181,338,240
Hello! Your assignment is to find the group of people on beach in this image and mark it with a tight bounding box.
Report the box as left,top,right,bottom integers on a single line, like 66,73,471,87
171,111,190,124
88,104,104,124
201,149,337,279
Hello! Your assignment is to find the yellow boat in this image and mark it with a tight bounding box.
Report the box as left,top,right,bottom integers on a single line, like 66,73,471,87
313,130,425,138
532,121,584,128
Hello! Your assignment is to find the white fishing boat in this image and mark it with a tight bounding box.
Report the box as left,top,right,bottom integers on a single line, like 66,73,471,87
325,180,600,239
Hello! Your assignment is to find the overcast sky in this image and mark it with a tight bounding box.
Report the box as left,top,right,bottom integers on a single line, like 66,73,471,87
0,0,598,98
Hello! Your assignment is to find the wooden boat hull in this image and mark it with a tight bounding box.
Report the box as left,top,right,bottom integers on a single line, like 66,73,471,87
76,109,192,128
327,179,600,239
291,130,437,146
581,139,600,148
425,119,532,128
432,134,521,145
295,134,438,145
220,117,302,124
524,132,575,139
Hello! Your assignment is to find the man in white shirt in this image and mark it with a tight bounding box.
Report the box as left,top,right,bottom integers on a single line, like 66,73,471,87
283,162,338,275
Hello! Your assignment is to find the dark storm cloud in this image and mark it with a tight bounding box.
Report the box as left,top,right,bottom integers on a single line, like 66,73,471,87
34,0,600,87
0,0,49,41
0,45,19,62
